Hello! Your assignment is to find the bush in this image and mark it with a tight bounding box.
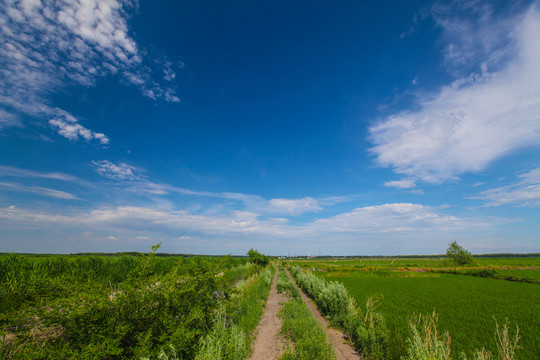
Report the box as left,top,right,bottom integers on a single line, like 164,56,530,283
247,249,269,267
446,242,475,266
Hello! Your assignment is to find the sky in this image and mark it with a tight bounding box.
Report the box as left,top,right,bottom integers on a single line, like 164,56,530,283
0,0,539,256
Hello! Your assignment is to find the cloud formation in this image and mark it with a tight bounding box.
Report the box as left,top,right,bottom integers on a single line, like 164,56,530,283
0,181,79,200
0,202,486,243
472,167,540,207
0,0,179,140
384,179,416,189
50,111,109,144
370,5,540,184
92,160,144,180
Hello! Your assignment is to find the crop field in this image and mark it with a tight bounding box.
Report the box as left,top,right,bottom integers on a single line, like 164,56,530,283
0,250,275,359
287,257,540,360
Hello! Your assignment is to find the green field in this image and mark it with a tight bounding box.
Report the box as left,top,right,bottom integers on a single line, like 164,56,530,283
286,257,540,360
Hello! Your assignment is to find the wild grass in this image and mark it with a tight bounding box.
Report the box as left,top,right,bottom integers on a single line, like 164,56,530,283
404,313,521,360
277,265,300,299
276,265,334,360
288,266,390,360
0,251,252,359
279,299,336,360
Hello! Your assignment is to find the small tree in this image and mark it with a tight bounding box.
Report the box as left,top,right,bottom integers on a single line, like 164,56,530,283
247,248,269,267
446,241,474,266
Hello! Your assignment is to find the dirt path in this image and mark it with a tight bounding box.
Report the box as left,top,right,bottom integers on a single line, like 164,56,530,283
283,267,363,360
250,267,288,360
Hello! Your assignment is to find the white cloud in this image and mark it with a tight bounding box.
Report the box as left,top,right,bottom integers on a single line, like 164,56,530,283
384,179,416,189
370,5,540,184
0,165,97,190
49,113,109,144
0,0,179,138
267,197,322,216
92,160,144,180
471,167,540,207
0,202,487,240
0,181,79,199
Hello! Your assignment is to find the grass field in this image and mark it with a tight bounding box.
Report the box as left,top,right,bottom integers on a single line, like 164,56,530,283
297,262,540,360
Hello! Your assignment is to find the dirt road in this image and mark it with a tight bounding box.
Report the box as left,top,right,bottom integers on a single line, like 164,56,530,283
249,266,363,360
249,267,288,360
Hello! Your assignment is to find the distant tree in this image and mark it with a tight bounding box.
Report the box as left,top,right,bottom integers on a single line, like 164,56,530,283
247,248,269,267
446,241,475,266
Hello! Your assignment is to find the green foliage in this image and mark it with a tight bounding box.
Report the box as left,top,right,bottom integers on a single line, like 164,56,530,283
194,266,274,360
277,266,300,299
194,307,248,360
0,248,249,359
247,249,269,267
446,242,475,266
288,266,390,360
278,299,336,360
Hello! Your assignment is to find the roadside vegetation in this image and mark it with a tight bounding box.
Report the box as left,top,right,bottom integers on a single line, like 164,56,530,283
276,266,335,360
194,265,274,360
288,265,390,360
0,247,273,360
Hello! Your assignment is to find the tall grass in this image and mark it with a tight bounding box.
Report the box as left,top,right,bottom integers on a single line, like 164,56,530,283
404,314,520,360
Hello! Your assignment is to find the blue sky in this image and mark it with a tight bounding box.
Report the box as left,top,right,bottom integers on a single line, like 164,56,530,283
1,0,539,255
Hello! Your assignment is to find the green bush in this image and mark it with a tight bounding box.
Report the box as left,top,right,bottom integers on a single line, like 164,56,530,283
446,242,475,266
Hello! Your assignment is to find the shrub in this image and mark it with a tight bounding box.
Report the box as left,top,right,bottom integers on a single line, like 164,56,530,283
247,249,269,267
446,242,475,266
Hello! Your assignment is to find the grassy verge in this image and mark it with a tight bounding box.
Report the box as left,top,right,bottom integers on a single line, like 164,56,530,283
287,266,390,360
277,266,335,360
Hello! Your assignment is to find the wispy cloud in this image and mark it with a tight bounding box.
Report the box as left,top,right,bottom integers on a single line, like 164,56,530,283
370,5,540,184
0,181,80,200
0,0,179,141
471,167,540,207
384,179,416,189
0,164,95,189
267,197,322,216
92,160,327,215
92,160,144,180
0,202,491,246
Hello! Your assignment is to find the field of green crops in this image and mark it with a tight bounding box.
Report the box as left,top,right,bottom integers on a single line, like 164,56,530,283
287,257,540,360
0,249,275,360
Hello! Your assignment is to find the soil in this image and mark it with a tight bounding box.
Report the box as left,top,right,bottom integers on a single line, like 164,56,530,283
249,267,289,360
